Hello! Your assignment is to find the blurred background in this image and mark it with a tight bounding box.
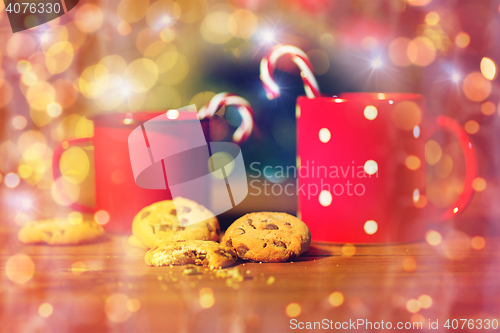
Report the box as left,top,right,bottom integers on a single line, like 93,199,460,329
0,0,499,234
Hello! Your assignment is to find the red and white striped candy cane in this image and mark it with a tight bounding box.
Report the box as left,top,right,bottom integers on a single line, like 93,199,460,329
260,45,321,99
198,93,254,144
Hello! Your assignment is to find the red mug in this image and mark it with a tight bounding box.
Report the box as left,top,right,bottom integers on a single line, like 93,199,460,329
296,92,477,243
52,112,210,233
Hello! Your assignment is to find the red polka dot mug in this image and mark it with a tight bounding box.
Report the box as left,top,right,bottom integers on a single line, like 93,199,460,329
296,92,477,243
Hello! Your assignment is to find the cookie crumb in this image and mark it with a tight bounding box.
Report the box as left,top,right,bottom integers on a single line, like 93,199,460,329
266,276,276,285
214,267,243,282
182,266,201,275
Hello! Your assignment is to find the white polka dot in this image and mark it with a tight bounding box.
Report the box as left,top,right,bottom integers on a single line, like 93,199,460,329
413,125,420,138
166,109,179,119
364,220,378,235
364,160,378,175
318,128,331,143
5,173,20,188
319,190,332,207
364,105,378,120
413,189,420,202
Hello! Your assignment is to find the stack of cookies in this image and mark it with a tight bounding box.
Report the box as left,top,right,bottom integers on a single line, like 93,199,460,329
132,197,311,269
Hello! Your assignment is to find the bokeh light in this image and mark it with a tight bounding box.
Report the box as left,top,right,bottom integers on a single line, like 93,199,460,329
464,120,479,134
127,299,141,313
94,210,110,225
407,0,433,6
79,64,110,99
229,9,258,39
425,12,440,26
47,102,62,118
471,236,486,250
455,32,470,48
389,37,412,67
307,50,330,75
38,303,53,318
436,154,453,178
146,0,181,30
480,57,497,80
341,243,356,257
425,140,441,165
425,230,442,246
462,72,491,102
45,41,74,74
125,58,158,93
190,91,216,109
406,299,420,313
392,101,422,130
105,293,132,323
60,146,90,184
402,257,417,271
407,37,436,66
117,0,149,23
117,21,132,36
12,115,27,130
201,11,235,44
328,292,344,307
472,177,487,192
157,52,189,86
71,261,87,275
75,4,104,33
418,295,432,309
5,253,35,284
405,155,421,170
481,101,496,115
285,303,301,317
199,288,215,308
177,0,208,23
5,173,20,188
68,211,83,225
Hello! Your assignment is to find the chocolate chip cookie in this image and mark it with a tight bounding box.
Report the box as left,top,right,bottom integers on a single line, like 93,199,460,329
132,197,220,249
18,219,106,245
145,240,237,269
221,212,311,262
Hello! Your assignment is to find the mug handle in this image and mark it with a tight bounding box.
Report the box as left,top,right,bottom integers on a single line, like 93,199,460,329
52,137,95,213
425,115,478,221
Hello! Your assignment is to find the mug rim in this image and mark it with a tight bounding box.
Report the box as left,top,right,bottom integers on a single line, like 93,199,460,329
91,110,203,127
339,92,423,101
298,92,424,102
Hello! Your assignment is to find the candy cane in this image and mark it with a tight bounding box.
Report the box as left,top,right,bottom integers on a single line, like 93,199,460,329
198,93,254,144
260,45,321,99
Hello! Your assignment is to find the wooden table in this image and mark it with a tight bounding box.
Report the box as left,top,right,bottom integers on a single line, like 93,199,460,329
1,225,499,333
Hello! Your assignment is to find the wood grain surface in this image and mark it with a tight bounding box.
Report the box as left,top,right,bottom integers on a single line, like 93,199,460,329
1,226,499,333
